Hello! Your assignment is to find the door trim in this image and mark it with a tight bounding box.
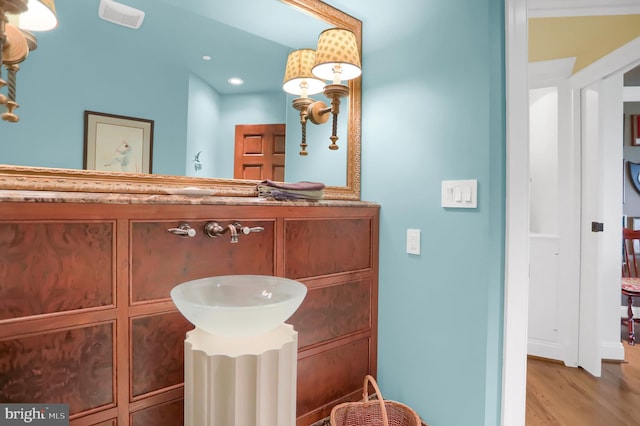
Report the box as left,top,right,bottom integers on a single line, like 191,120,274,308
503,0,530,425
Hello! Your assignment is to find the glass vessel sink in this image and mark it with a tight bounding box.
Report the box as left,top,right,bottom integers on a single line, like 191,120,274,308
170,275,307,337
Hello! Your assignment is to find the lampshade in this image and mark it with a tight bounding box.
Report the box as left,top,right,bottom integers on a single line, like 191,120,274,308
282,49,325,96
312,28,361,82
18,0,57,31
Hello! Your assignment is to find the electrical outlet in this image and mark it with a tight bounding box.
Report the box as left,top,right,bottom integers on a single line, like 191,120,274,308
406,229,421,255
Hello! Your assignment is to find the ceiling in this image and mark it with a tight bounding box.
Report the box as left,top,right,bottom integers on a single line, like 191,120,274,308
40,0,329,95
529,14,640,74
527,0,640,85
528,0,640,18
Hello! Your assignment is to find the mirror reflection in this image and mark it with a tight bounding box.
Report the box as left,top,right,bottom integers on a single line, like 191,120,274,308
2,0,351,187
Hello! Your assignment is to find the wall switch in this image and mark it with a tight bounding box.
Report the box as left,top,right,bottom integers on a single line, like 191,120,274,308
441,179,478,208
406,229,421,255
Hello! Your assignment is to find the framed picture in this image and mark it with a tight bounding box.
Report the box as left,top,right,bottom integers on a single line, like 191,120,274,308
631,114,640,146
84,111,154,173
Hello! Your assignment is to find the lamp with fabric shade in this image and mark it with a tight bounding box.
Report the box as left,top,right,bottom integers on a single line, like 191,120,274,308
282,28,362,153
14,0,57,31
311,28,361,83
282,49,327,156
282,49,325,97
308,28,361,150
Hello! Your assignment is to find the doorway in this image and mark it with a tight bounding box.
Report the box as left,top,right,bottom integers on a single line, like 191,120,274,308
233,123,286,181
504,0,640,424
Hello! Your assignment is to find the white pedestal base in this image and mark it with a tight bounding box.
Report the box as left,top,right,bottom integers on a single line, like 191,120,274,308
184,324,298,426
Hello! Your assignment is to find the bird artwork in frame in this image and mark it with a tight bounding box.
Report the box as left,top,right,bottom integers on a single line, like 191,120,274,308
83,110,154,173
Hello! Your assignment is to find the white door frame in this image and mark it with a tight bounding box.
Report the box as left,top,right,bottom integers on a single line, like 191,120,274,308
504,1,640,423
503,0,530,424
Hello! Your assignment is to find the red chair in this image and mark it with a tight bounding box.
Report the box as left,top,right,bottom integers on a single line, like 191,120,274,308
622,228,640,345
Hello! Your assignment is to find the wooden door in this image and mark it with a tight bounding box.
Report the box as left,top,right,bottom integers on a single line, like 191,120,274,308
234,124,286,181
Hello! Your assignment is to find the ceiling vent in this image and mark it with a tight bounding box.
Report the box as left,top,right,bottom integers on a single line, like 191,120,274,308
98,0,145,29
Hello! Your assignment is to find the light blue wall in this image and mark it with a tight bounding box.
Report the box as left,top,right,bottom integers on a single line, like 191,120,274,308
1,33,188,176
350,0,506,424
186,75,222,177
2,34,287,180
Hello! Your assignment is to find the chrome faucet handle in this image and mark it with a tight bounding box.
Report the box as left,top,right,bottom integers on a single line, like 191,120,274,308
241,226,264,235
204,222,225,238
167,223,196,238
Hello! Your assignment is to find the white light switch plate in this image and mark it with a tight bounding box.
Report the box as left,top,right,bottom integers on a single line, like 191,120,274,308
406,229,421,255
441,179,478,208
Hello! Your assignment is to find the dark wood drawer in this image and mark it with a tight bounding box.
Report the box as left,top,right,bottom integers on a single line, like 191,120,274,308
0,221,114,320
284,218,372,279
130,220,275,303
0,322,115,416
289,277,372,348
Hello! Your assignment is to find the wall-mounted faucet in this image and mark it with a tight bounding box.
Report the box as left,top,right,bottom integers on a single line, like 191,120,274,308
204,221,264,243
227,223,239,243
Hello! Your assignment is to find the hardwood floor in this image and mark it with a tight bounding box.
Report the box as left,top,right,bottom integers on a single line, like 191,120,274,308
526,326,640,425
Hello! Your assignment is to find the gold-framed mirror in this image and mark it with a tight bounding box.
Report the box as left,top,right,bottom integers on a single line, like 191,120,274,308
0,0,362,200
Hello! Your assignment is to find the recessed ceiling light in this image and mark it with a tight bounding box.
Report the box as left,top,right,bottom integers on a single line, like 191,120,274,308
228,77,244,86
202,55,212,61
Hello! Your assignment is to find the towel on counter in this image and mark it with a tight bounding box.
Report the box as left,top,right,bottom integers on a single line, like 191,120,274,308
259,179,325,191
257,179,325,201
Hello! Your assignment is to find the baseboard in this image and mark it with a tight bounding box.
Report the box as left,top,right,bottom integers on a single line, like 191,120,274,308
528,338,625,363
528,306,631,364
601,340,625,361
527,339,562,361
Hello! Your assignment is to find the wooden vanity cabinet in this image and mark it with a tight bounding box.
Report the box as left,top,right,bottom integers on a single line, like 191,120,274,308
0,200,379,426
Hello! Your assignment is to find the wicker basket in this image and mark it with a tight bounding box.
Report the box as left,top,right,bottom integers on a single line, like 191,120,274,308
330,375,423,426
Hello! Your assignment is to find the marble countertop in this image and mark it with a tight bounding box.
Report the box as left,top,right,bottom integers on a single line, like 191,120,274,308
0,190,379,208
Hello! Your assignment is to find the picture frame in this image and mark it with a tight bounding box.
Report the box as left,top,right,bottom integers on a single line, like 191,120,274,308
83,111,154,173
631,114,640,146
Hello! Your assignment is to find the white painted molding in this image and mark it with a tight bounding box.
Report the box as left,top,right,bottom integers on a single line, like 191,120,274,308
529,57,576,88
623,86,640,102
527,339,563,361
503,0,529,424
601,341,625,361
570,36,640,89
529,0,640,17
